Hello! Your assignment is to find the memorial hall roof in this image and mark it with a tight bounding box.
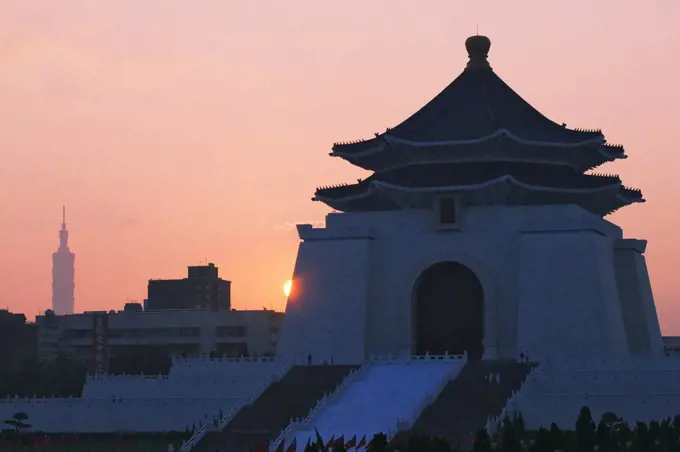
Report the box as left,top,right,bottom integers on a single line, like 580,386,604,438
331,35,614,163
314,162,643,211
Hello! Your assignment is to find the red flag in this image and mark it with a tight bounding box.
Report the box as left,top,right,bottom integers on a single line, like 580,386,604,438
357,435,367,447
345,436,357,448
285,438,296,452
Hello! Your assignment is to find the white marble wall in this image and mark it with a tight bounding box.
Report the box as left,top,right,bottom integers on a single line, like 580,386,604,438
613,239,664,355
278,204,658,360
517,231,627,357
0,397,234,433
276,226,371,364
0,357,284,433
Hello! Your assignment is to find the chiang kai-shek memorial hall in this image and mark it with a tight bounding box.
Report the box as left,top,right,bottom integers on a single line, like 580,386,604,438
277,35,664,365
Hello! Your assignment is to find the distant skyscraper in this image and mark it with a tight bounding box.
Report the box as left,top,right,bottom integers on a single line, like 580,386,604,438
52,206,75,315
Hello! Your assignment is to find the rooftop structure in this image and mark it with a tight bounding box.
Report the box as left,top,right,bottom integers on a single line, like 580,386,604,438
277,35,661,364
316,36,641,217
330,36,625,172
147,263,231,311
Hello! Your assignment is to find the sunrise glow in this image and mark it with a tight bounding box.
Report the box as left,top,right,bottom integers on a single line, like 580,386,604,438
283,280,293,297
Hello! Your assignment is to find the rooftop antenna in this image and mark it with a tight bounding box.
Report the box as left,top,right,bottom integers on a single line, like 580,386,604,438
476,24,479,36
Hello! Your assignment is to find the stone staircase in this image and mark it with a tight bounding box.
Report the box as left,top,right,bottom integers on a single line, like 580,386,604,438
409,360,534,449
193,365,358,452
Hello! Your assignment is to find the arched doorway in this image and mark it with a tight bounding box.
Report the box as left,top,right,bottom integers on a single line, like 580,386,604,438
413,262,485,360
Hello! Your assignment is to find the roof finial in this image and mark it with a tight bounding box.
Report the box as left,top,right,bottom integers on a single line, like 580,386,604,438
465,34,491,70
62,205,66,226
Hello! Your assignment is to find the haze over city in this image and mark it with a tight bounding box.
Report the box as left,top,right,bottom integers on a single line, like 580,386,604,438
1,0,679,333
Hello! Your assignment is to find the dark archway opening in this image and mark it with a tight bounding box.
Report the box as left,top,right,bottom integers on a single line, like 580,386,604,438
413,262,484,361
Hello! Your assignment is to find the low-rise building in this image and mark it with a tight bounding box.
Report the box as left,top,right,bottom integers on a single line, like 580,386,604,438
0,310,38,372
36,307,283,369
36,309,61,362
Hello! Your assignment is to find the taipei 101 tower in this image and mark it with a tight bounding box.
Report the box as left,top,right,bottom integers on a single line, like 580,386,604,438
52,206,75,315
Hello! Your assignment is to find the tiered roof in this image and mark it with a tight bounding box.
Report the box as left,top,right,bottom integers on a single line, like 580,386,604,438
331,35,626,173
315,35,643,216
314,162,642,216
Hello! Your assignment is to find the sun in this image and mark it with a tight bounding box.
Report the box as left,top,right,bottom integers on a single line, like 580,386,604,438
283,280,293,297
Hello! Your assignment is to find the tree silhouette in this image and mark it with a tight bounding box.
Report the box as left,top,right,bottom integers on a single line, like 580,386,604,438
529,427,551,452
367,433,388,452
576,406,597,452
500,419,522,452
471,428,492,452
513,412,526,438
548,423,565,452
4,412,31,434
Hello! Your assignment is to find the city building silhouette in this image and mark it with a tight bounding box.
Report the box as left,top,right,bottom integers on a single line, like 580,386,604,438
51,206,75,315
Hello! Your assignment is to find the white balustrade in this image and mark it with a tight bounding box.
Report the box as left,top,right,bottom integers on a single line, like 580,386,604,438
511,355,680,430
83,357,281,399
0,357,289,436
0,397,235,433
485,360,537,436
181,358,293,452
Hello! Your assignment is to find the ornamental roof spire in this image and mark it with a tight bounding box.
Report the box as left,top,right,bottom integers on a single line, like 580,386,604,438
465,34,492,69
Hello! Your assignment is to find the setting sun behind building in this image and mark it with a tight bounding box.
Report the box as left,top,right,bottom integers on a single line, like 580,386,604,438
283,280,293,297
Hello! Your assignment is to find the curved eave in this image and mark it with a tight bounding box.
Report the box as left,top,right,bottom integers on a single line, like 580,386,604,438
330,131,625,172
331,136,383,155
314,177,644,214
332,129,605,157
331,137,626,173
608,192,645,216
621,186,645,203
601,144,627,160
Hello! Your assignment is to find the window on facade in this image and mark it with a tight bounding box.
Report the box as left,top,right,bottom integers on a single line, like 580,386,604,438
215,342,249,357
177,328,199,338
439,198,457,225
65,329,92,339
216,326,247,337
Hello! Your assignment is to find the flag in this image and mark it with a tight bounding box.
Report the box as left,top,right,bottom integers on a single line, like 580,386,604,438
285,438,296,452
325,435,335,449
357,435,367,447
334,436,344,450
314,428,327,452
345,436,357,448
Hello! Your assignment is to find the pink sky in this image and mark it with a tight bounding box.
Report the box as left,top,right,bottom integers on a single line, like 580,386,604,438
1,1,679,333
